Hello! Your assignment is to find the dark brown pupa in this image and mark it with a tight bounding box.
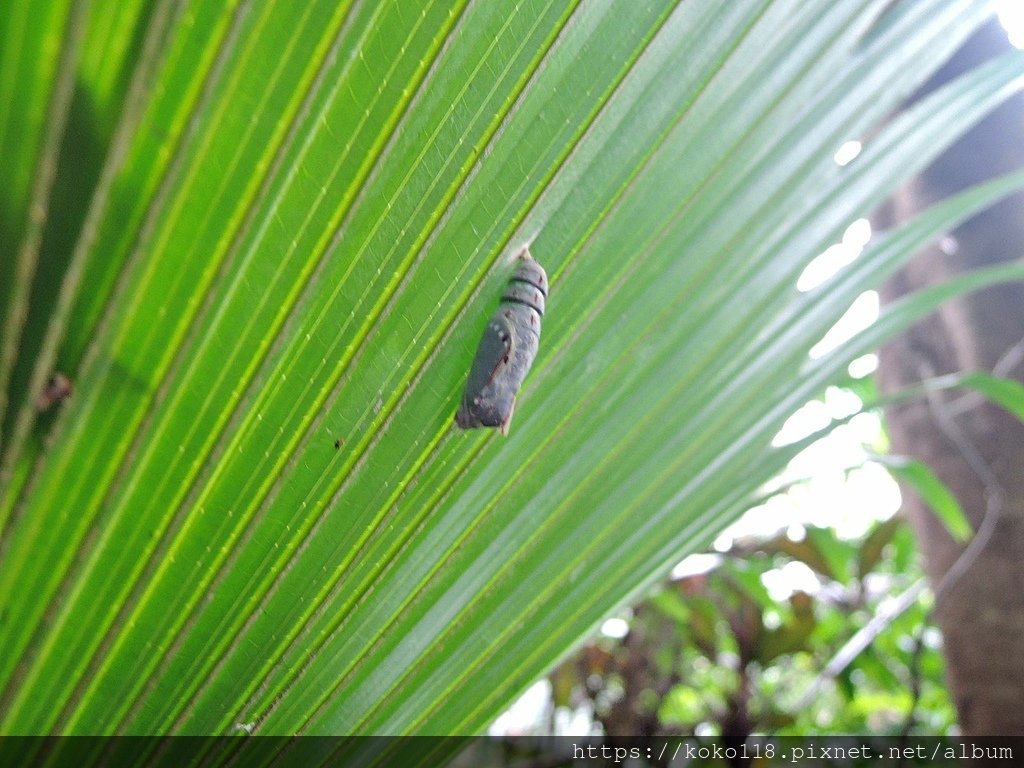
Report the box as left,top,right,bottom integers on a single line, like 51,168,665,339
455,250,547,435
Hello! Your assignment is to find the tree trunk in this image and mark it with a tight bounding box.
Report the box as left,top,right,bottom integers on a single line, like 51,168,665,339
876,20,1024,736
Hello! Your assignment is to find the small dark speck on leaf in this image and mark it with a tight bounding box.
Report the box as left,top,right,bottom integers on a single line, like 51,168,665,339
37,372,73,411
334,438,342,449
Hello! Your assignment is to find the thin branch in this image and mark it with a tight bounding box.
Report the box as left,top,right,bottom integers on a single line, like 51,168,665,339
914,359,1006,607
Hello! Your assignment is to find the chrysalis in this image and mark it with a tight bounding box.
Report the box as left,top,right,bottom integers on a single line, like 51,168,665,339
455,249,547,435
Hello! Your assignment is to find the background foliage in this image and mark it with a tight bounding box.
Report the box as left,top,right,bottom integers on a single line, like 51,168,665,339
543,517,956,738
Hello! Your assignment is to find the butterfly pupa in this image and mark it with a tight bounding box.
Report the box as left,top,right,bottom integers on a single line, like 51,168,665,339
455,250,547,436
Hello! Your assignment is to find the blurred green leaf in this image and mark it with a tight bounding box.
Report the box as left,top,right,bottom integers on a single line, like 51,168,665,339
650,587,692,626
893,525,920,574
875,456,974,541
723,559,777,612
872,369,1024,421
958,371,1024,420
857,515,905,577
746,529,840,582
758,592,817,665
805,527,857,584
